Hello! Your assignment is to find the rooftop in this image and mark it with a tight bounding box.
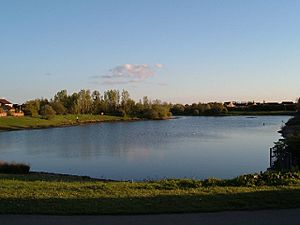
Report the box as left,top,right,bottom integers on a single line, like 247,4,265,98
0,99,12,104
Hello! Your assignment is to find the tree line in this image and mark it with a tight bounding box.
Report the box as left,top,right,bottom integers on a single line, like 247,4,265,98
23,89,172,120
170,103,228,116
22,89,299,120
22,89,234,120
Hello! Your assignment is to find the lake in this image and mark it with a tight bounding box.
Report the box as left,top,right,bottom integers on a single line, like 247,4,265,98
0,116,289,180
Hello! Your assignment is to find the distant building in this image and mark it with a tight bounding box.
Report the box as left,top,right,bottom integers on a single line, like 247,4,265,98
0,99,24,117
0,99,13,108
224,101,236,108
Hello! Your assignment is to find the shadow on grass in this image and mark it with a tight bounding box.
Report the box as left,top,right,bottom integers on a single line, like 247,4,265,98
0,172,109,182
1,189,300,215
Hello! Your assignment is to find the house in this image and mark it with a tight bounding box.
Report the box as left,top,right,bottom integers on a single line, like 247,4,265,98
0,99,13,108
224,101,236,108
0,99,24,117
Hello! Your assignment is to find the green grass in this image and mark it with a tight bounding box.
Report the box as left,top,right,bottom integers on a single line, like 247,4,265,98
0,172,300,214
0,115,138,131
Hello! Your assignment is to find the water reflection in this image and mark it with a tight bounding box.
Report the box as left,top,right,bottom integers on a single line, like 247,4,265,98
0,116,290,180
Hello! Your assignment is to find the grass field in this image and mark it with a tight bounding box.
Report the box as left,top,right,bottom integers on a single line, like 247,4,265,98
0,172,299,214
0,115,138,131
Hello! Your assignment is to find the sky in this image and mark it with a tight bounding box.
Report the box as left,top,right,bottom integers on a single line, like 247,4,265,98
1,0,300,104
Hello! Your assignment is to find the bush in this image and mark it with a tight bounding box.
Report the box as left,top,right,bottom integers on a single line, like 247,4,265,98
202,178,225,187
0,161,30,174
228,171,300,186
51,102,66,115
143,108,159,119
23,99,41,116
114,109,126,117
40,105,56,120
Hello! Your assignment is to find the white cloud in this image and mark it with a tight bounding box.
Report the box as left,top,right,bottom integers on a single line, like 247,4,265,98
155,63,163,69
109,64,154,80
100,64,163,85
102,79,143,85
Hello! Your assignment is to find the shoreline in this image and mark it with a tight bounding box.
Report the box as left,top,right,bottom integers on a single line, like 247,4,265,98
28,171,118,182
0,115,145,132
1,169,299,183
0,112,294,132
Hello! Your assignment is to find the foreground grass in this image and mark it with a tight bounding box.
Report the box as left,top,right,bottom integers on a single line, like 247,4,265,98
0,172,300,214
0,115,138,131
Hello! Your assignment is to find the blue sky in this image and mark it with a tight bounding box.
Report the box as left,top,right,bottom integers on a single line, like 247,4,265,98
1,0,300,104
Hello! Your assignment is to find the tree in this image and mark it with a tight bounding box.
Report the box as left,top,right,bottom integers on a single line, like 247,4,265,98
77,90,93,114
152,103,172,119
132,101,144,117
91,90,102,114
104,89,120,114
143,108,159,119
121,89,130,115
68,93,79,114
23,99,41,116
142,96,150,109
54,90,68,104
125,99,136,116
51,101,66,115
170,104,185,115
40,105,56,120
193,109,200,116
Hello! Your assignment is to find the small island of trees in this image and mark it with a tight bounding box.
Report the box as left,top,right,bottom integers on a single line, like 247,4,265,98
22,89,172,120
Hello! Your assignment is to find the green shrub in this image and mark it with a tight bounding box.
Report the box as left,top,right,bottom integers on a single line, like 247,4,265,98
229,171,300,186
176,179,202,189
40,105,56,120
202,178,224,187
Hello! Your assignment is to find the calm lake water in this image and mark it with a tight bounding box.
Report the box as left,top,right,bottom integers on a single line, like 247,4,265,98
0,116,289,180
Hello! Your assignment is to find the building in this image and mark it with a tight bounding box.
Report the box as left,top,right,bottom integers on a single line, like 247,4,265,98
224,101,236,108
0,99,13,108
0,99,24,117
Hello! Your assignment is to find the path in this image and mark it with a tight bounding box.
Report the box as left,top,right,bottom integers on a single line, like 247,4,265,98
1,208,299,225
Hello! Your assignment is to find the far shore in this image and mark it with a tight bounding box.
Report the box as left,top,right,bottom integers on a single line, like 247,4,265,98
0,114,144,132
0,111,295,132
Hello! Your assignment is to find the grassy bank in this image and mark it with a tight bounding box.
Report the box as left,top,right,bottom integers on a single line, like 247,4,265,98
0,112,294,132
0,172,299,214
0,114,138,131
